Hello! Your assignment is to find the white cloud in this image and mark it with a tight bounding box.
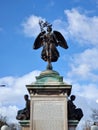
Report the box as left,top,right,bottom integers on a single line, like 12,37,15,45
71,83,98,100
0,105,18,123
67,48,98,82
64,8,98,46
52,19,69,39
21,15,69,39
63,9,98,128
22,9,98,47
0,70,40,123
74,48,98,70
22,15,45,37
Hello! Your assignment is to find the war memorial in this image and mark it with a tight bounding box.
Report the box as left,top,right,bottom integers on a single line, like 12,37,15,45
16,20,83,130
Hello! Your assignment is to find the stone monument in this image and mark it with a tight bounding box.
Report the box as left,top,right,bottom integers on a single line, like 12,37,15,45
17,20,83,130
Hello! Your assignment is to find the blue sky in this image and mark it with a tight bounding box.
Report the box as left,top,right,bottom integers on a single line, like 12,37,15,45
0,0,98,129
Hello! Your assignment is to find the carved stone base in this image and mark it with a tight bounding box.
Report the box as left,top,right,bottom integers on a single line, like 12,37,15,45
68,120,79,130
19,120,79,130
19,120,30,130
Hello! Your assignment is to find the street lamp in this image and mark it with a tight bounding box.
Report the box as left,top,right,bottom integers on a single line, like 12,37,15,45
0,85,6,87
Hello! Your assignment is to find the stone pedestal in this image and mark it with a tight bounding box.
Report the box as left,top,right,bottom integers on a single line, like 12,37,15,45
30,94,67,130
26,69,72,130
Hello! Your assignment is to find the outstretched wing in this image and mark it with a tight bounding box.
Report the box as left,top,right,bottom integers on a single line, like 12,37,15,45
33,32,44,49
53,31,68,49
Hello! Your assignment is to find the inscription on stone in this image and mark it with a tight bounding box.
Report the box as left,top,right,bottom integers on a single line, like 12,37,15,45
33,100,65,130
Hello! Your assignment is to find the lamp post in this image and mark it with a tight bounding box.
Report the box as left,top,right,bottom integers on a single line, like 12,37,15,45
0,85,6,87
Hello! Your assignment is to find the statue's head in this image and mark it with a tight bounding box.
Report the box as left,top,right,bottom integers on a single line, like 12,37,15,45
47,25,52,33
39,19,52,33
24,94,29,100
70,95,76,101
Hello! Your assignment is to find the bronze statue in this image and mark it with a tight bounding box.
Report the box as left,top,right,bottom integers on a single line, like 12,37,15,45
33,20,68,69
68,95,83,121
16,95,30,120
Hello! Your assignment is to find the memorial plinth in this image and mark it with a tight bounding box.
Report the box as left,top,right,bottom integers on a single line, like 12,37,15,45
26,69,72,130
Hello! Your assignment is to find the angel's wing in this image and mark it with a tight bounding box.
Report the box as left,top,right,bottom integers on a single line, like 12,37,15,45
33,31,45,49
53,31,68,49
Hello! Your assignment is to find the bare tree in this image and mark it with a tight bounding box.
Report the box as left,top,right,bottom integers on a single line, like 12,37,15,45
82,120,91,130
9,123,21,130
91,109,98,122
9,123,17,130
0,115,8,128
83,109,98,130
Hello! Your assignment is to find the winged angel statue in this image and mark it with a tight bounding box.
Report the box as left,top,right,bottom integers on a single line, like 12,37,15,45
33,20,68,69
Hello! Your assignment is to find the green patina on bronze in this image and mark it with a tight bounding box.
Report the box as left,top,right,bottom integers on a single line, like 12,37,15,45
32,70,65,85
26,70,72,96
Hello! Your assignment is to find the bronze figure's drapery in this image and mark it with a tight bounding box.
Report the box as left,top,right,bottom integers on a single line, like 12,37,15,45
33,20,68,69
